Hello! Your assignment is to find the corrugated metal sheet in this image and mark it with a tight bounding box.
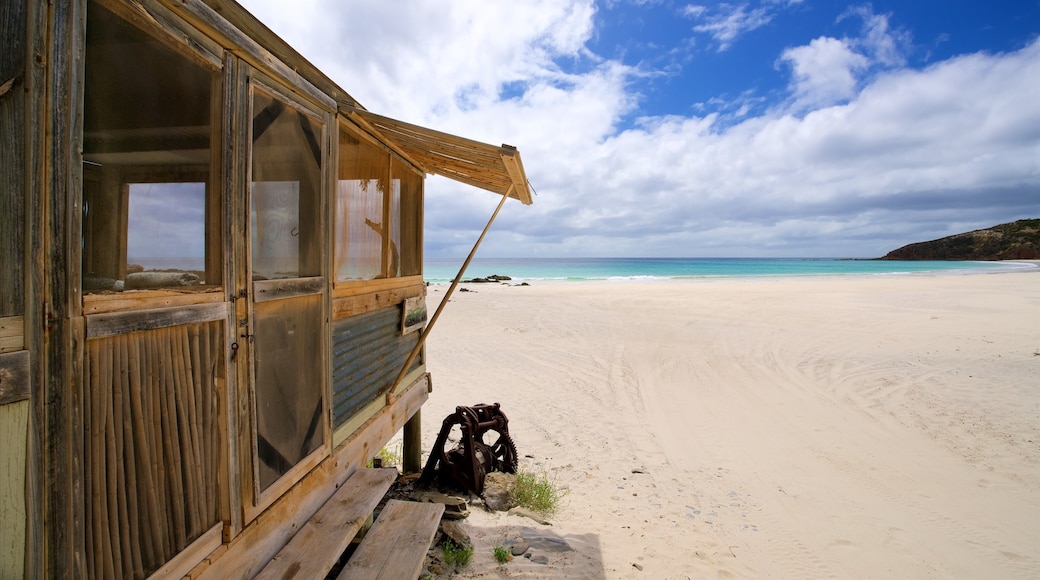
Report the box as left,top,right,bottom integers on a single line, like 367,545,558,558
331,305,423,427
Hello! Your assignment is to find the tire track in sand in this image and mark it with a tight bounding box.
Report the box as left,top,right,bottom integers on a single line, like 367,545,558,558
816,450,1040,579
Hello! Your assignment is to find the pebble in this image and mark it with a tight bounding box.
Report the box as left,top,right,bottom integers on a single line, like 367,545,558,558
507,539,529,556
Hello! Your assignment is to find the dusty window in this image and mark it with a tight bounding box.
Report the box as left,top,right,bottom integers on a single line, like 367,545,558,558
335,124,423,281
81,0,220,294
392,156,423,277
335,125,388,281
250,91,323,280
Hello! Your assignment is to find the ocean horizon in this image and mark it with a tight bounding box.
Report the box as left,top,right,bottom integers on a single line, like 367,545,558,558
423,257,1037,284
125,256,1037,284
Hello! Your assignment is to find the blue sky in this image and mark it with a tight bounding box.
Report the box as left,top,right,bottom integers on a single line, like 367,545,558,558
237,0,1039,258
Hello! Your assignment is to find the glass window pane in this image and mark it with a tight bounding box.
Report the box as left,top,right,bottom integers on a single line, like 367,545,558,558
389,181,401,278
335,125,388,281
250,91,323,280
125,182,206,288
392,157,423,277
82,0,218,294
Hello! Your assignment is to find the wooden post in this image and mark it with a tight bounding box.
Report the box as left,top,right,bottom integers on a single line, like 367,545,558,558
402,409,421,474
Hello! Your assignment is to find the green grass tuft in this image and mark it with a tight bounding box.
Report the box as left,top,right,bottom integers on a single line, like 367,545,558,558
442,540,473,568
493,544,512,564
510,469,567,515
365,444,401,468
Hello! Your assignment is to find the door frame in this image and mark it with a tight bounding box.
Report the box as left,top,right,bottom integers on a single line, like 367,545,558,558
235,69,335,524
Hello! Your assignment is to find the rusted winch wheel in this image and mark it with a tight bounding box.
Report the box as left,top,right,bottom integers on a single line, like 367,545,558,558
482,428,518,473
443,445,485,493
419,403,518,495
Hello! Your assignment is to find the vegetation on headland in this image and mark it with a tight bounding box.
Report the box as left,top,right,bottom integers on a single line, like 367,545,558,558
879,219,1040,260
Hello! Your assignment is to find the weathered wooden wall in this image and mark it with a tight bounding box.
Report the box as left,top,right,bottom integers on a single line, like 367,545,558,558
0,402,28,579
0,0,26,317
83,321,223,579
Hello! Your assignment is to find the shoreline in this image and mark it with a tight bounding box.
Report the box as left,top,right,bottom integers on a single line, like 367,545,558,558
415,270,1040,578
424,259,1040,286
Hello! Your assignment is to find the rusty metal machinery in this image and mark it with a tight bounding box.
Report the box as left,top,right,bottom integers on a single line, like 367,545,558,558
419,403,518,495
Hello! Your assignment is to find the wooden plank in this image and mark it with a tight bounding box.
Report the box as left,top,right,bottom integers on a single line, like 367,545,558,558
0,350,30,405
0,316,24,353
98,0,223,70
252,277,324,303
39,0,86,574
157,0,337,111
86,302,229,338
332,276,423,299
0,0,27,321
254,468,397,580
194,377,428,580
349,108,503,157
0,400,29,579
144,523,221,580
24,0,48,574
83,288,224,316
336,500,445,580
332,282,425,320
499,147,533,204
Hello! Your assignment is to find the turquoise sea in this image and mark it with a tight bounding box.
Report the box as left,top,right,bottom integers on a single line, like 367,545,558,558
127,256,1035,284
423,257,1036,284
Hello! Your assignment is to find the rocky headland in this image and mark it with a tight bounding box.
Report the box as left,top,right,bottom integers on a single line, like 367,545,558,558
880,219,1039,260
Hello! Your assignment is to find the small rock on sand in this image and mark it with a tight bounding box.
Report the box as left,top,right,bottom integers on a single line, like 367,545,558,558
505,538,529,556
439,520,471,550
483,472,517,512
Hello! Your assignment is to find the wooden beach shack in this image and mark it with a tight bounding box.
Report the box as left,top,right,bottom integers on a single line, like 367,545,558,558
0,0,532,577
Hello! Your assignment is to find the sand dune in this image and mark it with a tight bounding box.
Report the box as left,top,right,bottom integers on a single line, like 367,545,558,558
417,269,1039,578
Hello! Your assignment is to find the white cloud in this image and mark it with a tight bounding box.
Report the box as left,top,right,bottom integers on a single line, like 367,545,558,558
779,37,870,109
681,4,707,18
777,6,912,112
840,5,910,67
238,0,598,124
236,0,1040,258
688,3,773,51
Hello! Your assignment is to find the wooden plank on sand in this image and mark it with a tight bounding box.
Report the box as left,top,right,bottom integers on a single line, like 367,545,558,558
337,500,445,580
254,468,398,580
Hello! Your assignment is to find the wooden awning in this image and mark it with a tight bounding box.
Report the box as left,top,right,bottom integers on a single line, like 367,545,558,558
346,108,533,205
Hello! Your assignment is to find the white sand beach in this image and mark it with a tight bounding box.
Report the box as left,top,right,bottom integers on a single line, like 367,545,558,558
416,268,1039,579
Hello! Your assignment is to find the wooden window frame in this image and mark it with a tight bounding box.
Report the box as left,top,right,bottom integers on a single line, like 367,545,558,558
82,0,226,315
333,119,425,291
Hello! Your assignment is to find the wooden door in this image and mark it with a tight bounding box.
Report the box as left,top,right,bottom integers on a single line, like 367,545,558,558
242,81,331,513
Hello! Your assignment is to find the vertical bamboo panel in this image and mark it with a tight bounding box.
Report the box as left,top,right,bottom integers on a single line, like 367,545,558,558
160,326,187,550
112,334,133,577
118,334,143,576
83,320,223,578
100,336,117,579
127,335,159,567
